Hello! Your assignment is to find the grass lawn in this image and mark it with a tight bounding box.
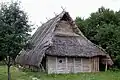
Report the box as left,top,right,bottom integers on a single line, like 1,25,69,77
0,65,120,80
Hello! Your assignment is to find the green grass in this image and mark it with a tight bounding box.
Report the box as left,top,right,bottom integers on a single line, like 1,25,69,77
0,65,120,80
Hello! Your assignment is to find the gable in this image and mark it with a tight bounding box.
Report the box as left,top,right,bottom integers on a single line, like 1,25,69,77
55,21,73,32
54,20,79,37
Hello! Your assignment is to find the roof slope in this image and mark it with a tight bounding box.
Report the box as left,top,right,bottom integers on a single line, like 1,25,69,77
46,36,106,57
16,11,113,67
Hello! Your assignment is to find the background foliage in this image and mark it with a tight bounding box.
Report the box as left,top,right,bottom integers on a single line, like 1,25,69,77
75,7,120,68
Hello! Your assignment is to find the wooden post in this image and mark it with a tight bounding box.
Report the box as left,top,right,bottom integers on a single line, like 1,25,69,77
95,61,96,72
89,58,92,72
65,57,68,73
73,58,75,73
94,58,96,72
105,60,108,71
98,57,99,72
56,57,57,73
91,58,93,72
81,58,83,72
93,58,94,72
95,58,96,72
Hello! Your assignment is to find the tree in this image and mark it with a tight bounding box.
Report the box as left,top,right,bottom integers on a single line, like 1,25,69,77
0,2,32,80
75,7,120,69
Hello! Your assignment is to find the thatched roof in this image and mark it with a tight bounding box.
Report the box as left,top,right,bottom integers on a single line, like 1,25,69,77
16,11,113,67
46,36,106,57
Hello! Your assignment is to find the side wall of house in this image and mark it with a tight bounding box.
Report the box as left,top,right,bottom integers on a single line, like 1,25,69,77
46,56,99,74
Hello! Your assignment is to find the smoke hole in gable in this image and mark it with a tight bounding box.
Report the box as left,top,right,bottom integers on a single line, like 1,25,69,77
60,12,71,21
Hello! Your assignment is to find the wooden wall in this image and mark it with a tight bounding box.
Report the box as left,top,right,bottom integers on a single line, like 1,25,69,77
91,57,99,72
47,56,99,74
47,56,56,73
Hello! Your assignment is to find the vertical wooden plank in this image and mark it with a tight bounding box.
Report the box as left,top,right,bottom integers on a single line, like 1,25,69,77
65,57,68,73
92,58,93,72
90,58,91,72
92,58,94,72
96,57,98,72
90,58,92,72
98,57,99,71
91,58,93,72
81,58,83,72
95,57,97,72
97,57,99,72
96,58,97,72
95,57,98,72
56,57,57,73
94,58,95,72
96,57,99,72
95,58,96,72
67,57,73,73
93,58,94,72
73,58,75,73
46,56,48,72
105,60,108,71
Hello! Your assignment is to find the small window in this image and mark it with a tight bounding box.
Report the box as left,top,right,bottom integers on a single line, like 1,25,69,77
59,60,62,63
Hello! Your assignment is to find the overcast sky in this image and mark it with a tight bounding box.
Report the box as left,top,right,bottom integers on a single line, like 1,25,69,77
0,0,120,32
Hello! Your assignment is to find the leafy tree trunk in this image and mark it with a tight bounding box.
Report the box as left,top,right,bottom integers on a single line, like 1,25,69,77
8,65,11,80
7,56,11,80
